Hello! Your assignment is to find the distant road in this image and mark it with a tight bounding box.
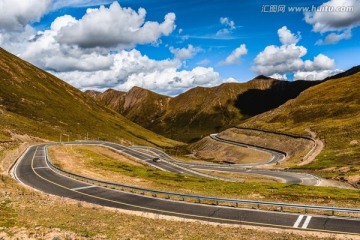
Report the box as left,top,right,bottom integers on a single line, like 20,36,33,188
131,134,319,186
11,144,360,235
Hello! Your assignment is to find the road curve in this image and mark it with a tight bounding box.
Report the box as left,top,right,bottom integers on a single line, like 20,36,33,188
11,143,360,235
130,139,319,186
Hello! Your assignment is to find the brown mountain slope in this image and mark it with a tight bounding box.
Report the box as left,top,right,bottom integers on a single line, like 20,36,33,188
88,77,320,142
241,70,360,183
0,48,181,148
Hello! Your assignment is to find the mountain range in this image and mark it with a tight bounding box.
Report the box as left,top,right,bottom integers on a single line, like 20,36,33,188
86,77,320,142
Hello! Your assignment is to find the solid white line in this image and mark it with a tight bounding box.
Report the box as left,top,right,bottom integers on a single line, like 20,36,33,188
302,216,312,229
293,215,304,228
72,185,97,191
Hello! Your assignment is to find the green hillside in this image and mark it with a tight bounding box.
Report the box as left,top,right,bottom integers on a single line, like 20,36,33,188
0,48,181,148
242,70,360,183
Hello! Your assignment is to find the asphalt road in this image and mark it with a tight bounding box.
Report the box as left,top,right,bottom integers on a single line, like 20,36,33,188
12,144,360,235
130,142,319,186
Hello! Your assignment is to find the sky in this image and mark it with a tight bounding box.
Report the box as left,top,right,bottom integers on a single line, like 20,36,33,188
0,0,359,96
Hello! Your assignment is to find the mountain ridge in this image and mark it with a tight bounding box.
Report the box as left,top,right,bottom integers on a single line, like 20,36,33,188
88,77,321,142
0,47,181,148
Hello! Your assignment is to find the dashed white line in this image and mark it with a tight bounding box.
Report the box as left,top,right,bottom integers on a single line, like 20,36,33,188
72,185,97,191
33,166,48,169
302,216,312,229
293,215,304,228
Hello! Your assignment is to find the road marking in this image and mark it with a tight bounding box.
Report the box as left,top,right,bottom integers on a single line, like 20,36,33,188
302,216,312,229
33,166,48,169
72,185,97,191
22,144,358,236
293,215,304,228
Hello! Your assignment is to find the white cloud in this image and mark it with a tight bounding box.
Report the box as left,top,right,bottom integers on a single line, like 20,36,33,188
216,17,236,36
51,0,115,11
197,58,210,66
220,17,235,30
0,1,235,96
253,26,338,80
253,44,307,75
294,69,342,80
270,73,287,80
220,44,247,65
0,0,50,32
305,0,360,32
169,44,202,60
316,29,352,45
53,49,230,96
57,2,176,48
305,0,360,44
277,26,301,45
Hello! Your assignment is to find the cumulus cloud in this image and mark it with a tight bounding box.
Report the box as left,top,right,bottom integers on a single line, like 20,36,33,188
18,15,114,72
270,73,287,80
294,69,342,80
316,29,352,45
305,0,360,32
56,2,175,48
169,44,202,60
53,49,229,96
0,1,235,95
0,0,50,32
220,44,247,65
305,0,360,44
278,26,301,45
253,26,339,80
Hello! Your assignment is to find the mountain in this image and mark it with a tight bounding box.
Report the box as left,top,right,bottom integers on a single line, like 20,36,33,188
324,65,360,80
88,77,320,142
0,48,181,148
242,69,360,174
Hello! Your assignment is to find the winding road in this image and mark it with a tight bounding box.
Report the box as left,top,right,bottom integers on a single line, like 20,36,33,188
131,134,319,185
11,142,360,235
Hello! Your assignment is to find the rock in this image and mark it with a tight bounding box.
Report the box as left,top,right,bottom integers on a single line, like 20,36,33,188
350,140,358,146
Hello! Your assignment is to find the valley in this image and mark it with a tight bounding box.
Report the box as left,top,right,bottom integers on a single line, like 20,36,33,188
1,47,359,238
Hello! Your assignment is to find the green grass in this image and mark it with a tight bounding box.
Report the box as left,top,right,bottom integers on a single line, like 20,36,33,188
52,146,360,207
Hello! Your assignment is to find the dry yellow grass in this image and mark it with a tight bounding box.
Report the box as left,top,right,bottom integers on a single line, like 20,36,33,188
2,144,349,239
189,136,272,164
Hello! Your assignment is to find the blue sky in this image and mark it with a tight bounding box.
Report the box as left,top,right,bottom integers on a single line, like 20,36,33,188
0,0,359,95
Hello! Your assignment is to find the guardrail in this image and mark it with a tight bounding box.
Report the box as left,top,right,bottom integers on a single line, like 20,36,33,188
210,134,287,160
44,144,360,217
232,126,318,162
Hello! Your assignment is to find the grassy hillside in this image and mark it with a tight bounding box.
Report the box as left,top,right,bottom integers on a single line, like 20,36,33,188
242,70,360,184
88,78,319,142
0,48,181,148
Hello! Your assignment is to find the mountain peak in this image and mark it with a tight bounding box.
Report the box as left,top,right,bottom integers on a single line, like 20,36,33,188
252,75,273,80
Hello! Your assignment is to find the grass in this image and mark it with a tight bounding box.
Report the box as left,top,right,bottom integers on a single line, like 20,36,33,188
188,136,272,164
0,146,332,239
49,145,360,208
0,48,181,148
217,128,313,167
92,79,319,143
242,73,360,183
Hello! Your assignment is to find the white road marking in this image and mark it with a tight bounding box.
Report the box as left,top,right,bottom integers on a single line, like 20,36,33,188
33,166,48,169
302,216,312,229
72,185,97,191
293,215,304,228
